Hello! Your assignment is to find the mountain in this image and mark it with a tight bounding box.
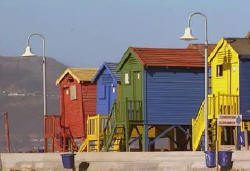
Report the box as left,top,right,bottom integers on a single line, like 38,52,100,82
0,56,67,152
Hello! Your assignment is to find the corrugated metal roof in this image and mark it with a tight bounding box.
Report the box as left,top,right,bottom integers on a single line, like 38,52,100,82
225,38,250,56
56,68,98,85
131,47,205,67
187,44,216,56
105,62,120,82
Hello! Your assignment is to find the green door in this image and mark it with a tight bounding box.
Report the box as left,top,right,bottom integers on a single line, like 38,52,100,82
130,71,142,121
133,71,142,101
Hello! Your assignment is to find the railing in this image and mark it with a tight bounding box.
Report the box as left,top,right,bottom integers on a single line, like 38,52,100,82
87,115,109,137
44,115,62,152
216,93,239,115
113,100,123,122
103,102,116,150
192,93,239,151
207,93,239,119
109,99,143,123
192,100,205,151
44,115,78,152
78,138,88,152
103,99,143,135
103,99,143,151
78,115,109,152
44,115,61,138
126,100,143,122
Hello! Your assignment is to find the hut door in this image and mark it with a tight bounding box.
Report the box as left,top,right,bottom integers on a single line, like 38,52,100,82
230,63,238,95
63,87,70,127
133,71,142,100
131,71,142,120
107,85,111,113
102,84,111,113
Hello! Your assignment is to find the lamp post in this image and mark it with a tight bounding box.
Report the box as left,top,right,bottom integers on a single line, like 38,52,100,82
180,12,208,151
22,33,47,151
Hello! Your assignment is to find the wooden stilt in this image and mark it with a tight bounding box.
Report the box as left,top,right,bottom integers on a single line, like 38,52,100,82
244,129,249,150
216,140,219,171
233,128,238,150
170,129,175,151
142,124,149,151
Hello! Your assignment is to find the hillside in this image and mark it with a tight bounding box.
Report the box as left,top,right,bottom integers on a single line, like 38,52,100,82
0,56,67,152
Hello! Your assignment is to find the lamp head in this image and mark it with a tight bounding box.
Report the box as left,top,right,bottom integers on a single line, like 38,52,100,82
22,45,35,57
180,27,197,41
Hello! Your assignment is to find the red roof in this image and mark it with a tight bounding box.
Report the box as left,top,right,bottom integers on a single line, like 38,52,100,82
131,47,205,68
187,44,216,56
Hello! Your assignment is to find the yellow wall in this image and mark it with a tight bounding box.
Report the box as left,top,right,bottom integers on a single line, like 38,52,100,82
208,38,241,147
210,39,239,96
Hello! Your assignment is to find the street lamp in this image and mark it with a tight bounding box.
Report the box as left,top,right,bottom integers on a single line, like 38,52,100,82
180,12,208,151
22,33,47,151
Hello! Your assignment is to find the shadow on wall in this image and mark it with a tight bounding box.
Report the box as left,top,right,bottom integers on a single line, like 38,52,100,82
79,162,90,171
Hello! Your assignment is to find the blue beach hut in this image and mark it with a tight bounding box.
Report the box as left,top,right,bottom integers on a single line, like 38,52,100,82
92,62,120,115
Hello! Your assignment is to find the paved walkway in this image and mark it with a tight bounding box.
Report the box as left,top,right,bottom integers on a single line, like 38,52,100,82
1,151,250,171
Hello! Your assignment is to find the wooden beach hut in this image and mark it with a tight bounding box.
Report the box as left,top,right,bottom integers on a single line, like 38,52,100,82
192,37,250,151
104,46,212,151
92,62,121,115
44,68,97,152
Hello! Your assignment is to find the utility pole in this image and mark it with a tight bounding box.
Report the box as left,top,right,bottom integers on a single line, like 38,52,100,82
4,112,10,152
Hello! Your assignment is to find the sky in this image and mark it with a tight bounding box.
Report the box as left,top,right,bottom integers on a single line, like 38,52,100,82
0,0,249,67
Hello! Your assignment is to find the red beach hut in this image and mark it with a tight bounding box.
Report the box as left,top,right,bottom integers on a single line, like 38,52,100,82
44,68,97,152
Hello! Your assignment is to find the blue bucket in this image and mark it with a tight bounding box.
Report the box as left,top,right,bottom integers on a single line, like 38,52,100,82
61,153,75,169
218,151,233,167
204,151,216,168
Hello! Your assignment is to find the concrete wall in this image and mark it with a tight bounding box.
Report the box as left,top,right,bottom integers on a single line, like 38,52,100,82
1,151,250,171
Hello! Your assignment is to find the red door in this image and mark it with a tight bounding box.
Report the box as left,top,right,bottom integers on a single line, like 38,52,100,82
63,87,70,127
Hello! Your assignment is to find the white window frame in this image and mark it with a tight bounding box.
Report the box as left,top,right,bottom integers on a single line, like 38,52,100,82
216,64,223,77
70,85,77,100
125,72,130,84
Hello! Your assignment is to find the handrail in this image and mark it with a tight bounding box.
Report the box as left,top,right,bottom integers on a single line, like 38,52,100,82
103,100,117,151
126,100,143,121
44,115,61,138
44,115,79,151
103,101,116,134
192,100,205,151
87,115,109,136
192,93,240,151
78,138,88,152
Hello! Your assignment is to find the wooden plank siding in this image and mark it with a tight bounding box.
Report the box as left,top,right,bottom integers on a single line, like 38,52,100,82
119,51,144,122
117,47,207,125
114,46,209,151
95,67,119,115
59,73,85,138
58,72,97,139
144,67,204,125
240,59,250,120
